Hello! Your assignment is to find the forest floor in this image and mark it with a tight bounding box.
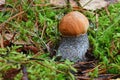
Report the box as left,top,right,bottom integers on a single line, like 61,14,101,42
0,0,120,80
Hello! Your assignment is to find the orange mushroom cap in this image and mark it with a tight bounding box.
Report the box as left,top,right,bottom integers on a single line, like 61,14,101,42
59,11,89,36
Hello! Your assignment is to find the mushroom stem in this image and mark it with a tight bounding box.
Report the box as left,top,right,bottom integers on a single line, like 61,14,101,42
57,34,89,62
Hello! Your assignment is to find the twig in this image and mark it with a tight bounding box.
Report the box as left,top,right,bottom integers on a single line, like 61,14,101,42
9,32,17,42
109,40,115,60
74,0,81,7
82,64,101,73
0,11,25,29
104,6,112,22
0,60,5,62
66,0,71,8
33,3,51,7
41,21,47,39
31,52,44,58
95,13,99,28
98,68,107,74
82,0,93,7
21,65,28,80
74,61,96,66
0,32,4,48
29,38,44,53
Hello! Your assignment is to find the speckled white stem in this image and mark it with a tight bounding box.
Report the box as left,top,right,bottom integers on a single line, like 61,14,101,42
57,34,89,62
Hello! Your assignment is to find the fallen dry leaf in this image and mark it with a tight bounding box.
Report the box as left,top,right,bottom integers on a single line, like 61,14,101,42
0,0,5,10
50,0,77,7
80,0,108,10
50,0,66,7
3,68,21,80
49,0,120,10
4,33,31,45
17,45,39,54
105,0,120,3
4,33,13,40
0,0,5,5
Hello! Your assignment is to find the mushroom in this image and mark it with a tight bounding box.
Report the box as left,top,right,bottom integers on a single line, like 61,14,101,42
57,11,89,62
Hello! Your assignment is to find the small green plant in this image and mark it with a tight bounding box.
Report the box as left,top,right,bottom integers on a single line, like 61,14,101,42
87,3,120,74
89,67,99,80
0,46,76,80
